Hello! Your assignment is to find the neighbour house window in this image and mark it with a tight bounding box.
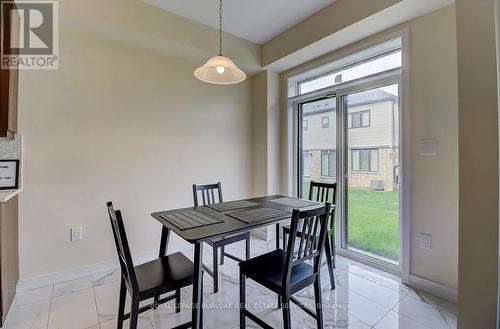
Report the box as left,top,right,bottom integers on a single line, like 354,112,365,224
351,149,379,172
303,120,308,130
303,151,311,176
348,110,370,128
321,116,329,128
321,150,336,177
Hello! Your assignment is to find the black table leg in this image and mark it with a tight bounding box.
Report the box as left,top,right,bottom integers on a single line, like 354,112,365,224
275,223,280,250
192,242,204,329
159,226,170,257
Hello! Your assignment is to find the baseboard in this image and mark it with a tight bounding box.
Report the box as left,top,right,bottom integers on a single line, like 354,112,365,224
409,274,458,303
16,250,159,292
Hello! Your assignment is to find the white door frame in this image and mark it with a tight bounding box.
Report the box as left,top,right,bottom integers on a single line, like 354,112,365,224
283,29,410,281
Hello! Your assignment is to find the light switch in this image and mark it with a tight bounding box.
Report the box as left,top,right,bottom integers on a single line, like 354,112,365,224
71,227,83,241
419,233,431,250
420,139,438,155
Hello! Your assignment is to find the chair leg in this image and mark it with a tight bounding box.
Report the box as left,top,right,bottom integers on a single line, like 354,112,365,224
275,223,280,250
331,235,336,269
213,246,219,293
117,278,126,329
175,288,181,313
220,246,225,265
239,273,246,329
129,296,140,329
325,238,336,290
314,279,324,329
282,294,291,329
245,236,250,260
282,229,288,250
200,274,204,329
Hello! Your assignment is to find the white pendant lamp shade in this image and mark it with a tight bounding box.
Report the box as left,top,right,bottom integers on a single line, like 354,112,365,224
194,55,246,85
194,0,246,85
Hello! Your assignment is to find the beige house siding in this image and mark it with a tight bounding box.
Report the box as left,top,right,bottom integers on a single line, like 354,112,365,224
302,99,398,191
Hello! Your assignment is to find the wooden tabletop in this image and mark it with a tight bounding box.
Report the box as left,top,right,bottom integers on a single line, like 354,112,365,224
151,195,324,243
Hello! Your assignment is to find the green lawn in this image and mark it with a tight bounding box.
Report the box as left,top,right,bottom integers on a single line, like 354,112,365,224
303,183,399,261
347,188,399,260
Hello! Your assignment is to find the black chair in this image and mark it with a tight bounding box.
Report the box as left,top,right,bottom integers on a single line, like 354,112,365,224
280,181,337,289
106,202,195,329
239,203,332,329
193,182,250,293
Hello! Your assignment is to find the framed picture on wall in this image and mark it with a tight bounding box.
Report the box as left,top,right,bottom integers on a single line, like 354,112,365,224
0,160,19,190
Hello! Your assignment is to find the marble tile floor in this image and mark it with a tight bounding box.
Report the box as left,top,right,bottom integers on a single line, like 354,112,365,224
4,237,456,329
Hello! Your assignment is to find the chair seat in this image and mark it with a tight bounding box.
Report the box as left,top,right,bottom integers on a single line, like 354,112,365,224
135,252,194,296
239,249,313,293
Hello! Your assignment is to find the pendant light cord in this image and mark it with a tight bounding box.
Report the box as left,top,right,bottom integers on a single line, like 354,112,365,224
219,0,223,56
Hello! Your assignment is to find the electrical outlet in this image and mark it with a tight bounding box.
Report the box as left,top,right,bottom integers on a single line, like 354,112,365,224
419,233,431,250
71,227,83,242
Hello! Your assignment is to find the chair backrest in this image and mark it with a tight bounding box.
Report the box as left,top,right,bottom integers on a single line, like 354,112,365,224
308,181,337,204
106,202,138,291
283,202,332,287
192,182,223,206
309,181,336,231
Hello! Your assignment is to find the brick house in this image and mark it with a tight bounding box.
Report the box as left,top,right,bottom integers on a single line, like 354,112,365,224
302,89,398,191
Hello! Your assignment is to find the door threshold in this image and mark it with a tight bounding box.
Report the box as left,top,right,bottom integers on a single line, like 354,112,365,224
336,248,401,277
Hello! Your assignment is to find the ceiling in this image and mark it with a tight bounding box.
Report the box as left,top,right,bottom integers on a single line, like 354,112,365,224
143,0,336,44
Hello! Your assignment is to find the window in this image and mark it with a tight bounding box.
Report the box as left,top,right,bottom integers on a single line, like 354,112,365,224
321,116,329,128
348,110,370,128
303,120,308,130
321,150,336,177
351,149,378,172
298,50,402,95
303,151,311,176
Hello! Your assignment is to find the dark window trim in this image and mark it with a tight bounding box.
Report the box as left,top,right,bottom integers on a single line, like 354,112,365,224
303,151,311,177
348,110,370,129
321,116,329,128
351,148,379,172
321,149,336,178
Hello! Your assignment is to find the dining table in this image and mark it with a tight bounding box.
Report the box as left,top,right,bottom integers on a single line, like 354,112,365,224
151,194,324,329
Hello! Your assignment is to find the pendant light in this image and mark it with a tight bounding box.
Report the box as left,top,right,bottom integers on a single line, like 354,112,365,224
194,0,246,85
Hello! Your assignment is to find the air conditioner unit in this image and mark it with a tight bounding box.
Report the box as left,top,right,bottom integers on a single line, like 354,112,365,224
370,180,385,191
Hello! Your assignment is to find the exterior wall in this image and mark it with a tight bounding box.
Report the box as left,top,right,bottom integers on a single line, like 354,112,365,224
348,101,397,148
348,147,396,191
302,100,397,191
305,147,396,191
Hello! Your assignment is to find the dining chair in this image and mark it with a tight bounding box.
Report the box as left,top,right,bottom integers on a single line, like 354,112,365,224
106,202,196,329
279,181,337,289
239,203,332,329
192,182,251,293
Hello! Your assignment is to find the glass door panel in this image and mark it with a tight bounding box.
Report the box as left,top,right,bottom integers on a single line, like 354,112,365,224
299,97,337,199
343,84,400,264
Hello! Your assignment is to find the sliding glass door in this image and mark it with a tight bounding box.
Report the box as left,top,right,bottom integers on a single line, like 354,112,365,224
290,36,404,272
296,83,401,269
298,97,337,199
342,84,400,264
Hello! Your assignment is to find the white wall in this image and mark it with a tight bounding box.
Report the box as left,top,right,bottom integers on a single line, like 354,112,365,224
17,29,254,278
456,0,499,327
408,5,458,290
